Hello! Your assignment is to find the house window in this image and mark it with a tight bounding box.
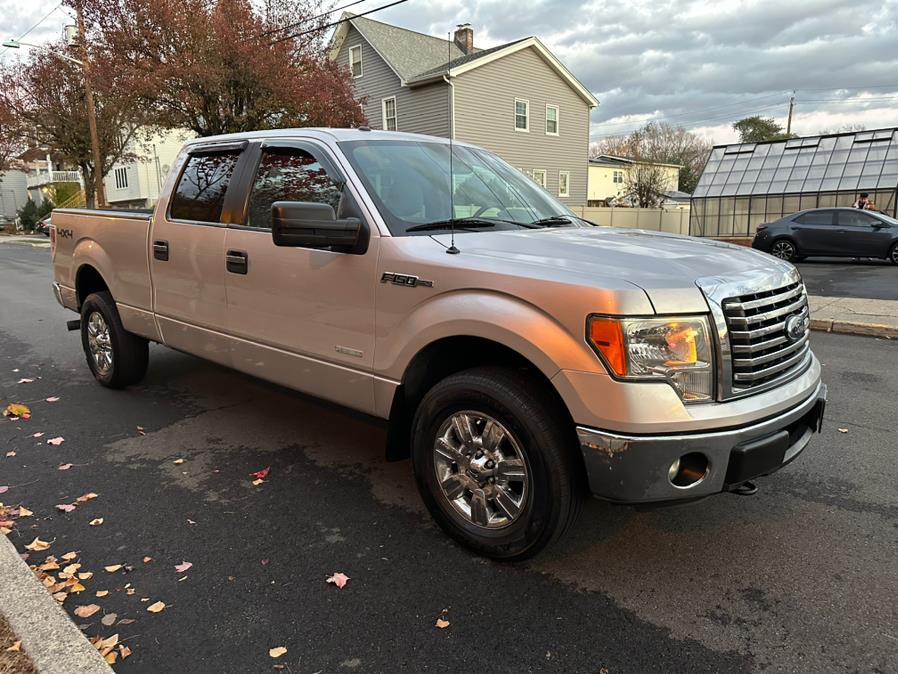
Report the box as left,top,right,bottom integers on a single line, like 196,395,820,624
382,97,397,131
546,105,559,135
514,99,529,132
349,45,362,78
114,167,128,190
613,170,624,184
532,169,547,189
558,171,570,197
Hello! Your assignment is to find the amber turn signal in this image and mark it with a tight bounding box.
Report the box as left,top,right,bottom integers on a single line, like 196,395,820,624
588,317,627,376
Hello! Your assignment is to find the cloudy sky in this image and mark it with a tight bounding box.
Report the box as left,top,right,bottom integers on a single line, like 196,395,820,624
3,0,897,143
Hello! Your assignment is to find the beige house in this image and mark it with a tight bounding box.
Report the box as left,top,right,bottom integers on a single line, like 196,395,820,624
104,129,192,209
329,14,599,206
588,155,681,206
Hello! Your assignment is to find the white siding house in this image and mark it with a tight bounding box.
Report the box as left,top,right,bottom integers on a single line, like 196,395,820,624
104,129,192,208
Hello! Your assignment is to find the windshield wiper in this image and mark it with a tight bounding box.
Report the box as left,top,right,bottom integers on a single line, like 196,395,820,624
405,218,499,233
529,214,596,227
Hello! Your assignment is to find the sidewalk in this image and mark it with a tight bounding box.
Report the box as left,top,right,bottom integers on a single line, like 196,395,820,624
0,235,51,247
809,295,898,339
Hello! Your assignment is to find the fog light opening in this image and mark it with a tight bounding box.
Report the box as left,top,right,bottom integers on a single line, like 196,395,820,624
668,452,709,488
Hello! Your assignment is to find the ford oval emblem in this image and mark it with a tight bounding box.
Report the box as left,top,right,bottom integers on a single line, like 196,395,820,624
785,314,807,342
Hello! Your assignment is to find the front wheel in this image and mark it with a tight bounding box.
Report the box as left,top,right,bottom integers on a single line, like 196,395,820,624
889,243,898,265
770,239,798,261
411,367,582,561
80,291,149,388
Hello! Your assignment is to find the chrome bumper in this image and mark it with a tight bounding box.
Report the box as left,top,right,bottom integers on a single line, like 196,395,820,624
51,282,78,312
576,383,827,503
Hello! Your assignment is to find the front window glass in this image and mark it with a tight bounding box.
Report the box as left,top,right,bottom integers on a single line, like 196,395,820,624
514,100,528,131
339,139,577,236
839,210,878,227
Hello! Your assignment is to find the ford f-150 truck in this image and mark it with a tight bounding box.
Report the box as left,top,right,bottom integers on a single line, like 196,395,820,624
51,128,826,560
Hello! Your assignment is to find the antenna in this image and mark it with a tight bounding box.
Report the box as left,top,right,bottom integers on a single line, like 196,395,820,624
446,31,459,255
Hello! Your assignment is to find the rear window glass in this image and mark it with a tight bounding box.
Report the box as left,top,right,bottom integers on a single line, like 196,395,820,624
794,210,834,225
170,151,241,223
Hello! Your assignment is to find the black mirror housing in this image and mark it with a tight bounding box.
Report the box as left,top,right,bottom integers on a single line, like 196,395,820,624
271,201,367,253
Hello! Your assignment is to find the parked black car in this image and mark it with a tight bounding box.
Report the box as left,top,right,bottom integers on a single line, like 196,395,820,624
752,207,898,264
34,216,52,237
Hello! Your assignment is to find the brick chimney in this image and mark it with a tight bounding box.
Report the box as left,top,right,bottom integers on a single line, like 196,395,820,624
454,23,474,54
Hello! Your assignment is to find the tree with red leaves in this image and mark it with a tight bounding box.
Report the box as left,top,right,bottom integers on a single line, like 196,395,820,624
82,0,366,137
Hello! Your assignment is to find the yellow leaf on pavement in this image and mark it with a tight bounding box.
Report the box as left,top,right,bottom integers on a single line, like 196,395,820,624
18,506,33,517
435,618,450,629
104,652,117,664
147,601,166,613
74,604,101,618
89,518,104,526
52,592,67,603
3,403,31,418
119,645,132,660
78,572,93,580
5,640,21,652
95,590,109,597
77,493,98,503
269,647,288,658
25,537,50,551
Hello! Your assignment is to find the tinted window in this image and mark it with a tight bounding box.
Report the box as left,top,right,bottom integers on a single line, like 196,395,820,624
247,147,343,230
170,152,241,223
838,210,878,227
794,210,835,225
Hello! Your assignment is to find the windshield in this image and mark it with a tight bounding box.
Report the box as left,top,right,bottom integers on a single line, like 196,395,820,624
339,139,583,235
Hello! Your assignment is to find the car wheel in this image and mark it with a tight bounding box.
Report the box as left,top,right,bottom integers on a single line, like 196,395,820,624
411,367,582,561
889,243,898,265
770,239,798,261
80,291,149,388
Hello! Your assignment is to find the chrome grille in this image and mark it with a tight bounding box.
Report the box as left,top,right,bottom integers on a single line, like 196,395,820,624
722,281,811,391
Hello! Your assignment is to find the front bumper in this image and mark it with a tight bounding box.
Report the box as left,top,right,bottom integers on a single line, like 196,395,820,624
576,382,827,503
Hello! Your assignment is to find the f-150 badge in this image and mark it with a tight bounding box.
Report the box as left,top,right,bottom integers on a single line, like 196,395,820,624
380,272,433,288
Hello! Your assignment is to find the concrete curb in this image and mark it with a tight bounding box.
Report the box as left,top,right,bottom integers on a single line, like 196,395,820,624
0,536,113,674
810,318,897,339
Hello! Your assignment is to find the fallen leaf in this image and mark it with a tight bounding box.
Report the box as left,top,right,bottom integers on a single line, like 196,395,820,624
143,556,152,563
104,652,117,665
0,486,8,494
74,604,101,618
269,646,288,658
260,559,269,566
119,645,132,659
186,519,196,525
62,563,81,576
126,589,135,596
174,561,192,573
17,378,35,384
52,591,67,603
61,551,78,561
5,451,15,457
25,537,50,551
177,576,188,582
46,396,60,402
837,427,848,433
56,504,77,513
251,478,264,486
47,437,65,446
3,403,31,419
173,458,185,465
117,618,136,626
326,572,350,589
95,590,109,597
435,618,451,629
5,640,21,652
101,613,117,626
251,467,270,480
77,493,98,502
97,634,119,650
89,518,104,526
78,572,93,580
58,463,73,471
39,560,60,572
104,565,122,573
147,601,166,613
32,432,44,438
18,506,32,517
68,582,86,593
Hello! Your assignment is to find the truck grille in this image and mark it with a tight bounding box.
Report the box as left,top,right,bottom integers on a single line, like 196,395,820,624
722,281,811,392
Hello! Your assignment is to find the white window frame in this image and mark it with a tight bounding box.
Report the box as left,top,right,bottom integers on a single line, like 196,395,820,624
349,45,363,78
613,170,624,184
545,104,559,136
558,170,570,197
514,98,529,132
114,167,128,190
532,169,547,189
382,96,397,131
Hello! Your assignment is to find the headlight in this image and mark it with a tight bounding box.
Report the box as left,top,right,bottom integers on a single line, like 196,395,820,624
588,315,715,402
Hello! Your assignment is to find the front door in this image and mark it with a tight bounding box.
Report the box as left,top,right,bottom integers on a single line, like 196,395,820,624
223,140,380,414
150,142,247,364
836,210,894,257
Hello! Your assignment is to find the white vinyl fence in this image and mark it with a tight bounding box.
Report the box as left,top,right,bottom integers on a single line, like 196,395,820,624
569,207,691,235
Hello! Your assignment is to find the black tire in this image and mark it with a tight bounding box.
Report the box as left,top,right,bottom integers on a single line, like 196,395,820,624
411,367,582,561
770,238,798,262
889,243,898,265
80,291,149,388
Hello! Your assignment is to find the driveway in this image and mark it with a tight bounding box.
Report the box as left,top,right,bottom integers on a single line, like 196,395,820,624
2,244,898,673
796,258,897,300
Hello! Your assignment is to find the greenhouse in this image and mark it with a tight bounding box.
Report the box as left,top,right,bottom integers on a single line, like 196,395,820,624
689,128,898,237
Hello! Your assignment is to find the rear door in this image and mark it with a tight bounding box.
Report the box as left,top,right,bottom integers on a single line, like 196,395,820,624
790,209,837,254
222,139,380,414
835,210,894,257
150,141,248,364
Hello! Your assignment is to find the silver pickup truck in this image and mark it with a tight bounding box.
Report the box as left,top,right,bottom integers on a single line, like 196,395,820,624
51,128,826,560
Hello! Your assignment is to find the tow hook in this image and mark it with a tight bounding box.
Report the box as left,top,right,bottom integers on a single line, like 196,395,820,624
66,319,81,332
728,481,759,496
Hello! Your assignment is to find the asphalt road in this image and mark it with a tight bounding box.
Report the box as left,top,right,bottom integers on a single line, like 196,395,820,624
1,243,897,673
796,257,897,300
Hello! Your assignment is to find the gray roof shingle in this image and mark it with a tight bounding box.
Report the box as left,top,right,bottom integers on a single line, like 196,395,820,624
407,38,529,83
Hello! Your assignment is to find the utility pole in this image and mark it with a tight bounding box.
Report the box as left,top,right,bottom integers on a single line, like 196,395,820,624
786,93,795,136
75,1,106,207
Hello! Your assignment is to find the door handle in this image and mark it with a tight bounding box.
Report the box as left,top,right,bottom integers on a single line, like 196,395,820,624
153,240,169,261
226,250,248,275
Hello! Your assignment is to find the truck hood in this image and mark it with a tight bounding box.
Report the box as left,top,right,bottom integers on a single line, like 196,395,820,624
432,227,793,314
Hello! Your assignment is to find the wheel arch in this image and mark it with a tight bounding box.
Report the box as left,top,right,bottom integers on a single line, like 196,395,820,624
75,263,110,309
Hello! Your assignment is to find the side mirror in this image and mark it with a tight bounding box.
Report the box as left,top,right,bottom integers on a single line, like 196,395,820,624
271,201,365,252
872,222,888,229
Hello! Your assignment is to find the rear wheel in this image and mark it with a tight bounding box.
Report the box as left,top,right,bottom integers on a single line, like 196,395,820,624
411,367,582,561
770,239,797,261
80,291,149,388
889,243,898,265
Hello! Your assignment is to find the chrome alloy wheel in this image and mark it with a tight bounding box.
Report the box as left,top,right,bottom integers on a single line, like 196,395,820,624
433,411,530,529
86,311,113,375
771,240,795,260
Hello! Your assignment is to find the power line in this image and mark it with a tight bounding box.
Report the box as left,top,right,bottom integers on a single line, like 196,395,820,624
0,3,64,57
258,0,369,39
269,0,410,45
